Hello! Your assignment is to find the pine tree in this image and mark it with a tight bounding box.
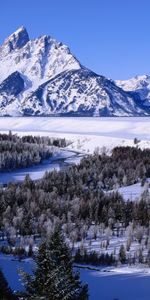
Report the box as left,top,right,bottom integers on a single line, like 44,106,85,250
138,248,143,264
28,244,33,257
119,245,126,264
147,249,150,267
22,228,88,300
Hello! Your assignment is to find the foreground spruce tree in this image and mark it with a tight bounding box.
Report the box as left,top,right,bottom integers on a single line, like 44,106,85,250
23,228,88,300
119,245,126,264
0,269,17,300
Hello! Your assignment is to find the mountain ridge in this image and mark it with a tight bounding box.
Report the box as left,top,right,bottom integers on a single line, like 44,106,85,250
0,26,149,116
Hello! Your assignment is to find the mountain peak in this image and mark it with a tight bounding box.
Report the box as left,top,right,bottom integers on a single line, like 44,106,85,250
0,26,29,55
13,26,28,36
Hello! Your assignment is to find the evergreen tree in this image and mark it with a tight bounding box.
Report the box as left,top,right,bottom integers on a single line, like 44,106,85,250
22,228,88,300
28,244,33,257
147,249,150,267
119,245,126,264
138,248,143,264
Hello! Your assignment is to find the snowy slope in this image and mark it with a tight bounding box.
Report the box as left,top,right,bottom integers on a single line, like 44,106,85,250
0,27,150,116
108,181,150,202
116,75,150,107
21,69,148,116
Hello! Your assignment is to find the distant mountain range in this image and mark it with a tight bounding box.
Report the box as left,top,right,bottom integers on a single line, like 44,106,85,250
0,26,150,116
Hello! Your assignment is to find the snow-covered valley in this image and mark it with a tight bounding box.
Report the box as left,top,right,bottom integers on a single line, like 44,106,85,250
1,2,150,299
0,116,150,299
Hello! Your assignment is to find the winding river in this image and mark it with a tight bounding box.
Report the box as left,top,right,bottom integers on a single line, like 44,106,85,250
0,149,83,185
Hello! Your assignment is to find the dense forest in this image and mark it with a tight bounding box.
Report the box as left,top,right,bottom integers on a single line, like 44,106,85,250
0,146,149,232
0,132,68,170
0,145,150,267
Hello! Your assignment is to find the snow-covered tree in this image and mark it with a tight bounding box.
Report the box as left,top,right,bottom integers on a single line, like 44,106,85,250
22,228,88,300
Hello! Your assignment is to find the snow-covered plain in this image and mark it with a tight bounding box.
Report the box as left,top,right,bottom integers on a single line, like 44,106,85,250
0,117,150,154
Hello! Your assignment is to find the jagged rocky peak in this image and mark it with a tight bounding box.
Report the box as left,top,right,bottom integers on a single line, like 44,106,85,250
0,26,29,55
0,27,81,85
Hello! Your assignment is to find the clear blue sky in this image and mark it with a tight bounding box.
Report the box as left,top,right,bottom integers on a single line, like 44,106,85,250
0,0,150,80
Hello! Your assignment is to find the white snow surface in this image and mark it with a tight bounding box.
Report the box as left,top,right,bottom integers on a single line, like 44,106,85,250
109,181,150,202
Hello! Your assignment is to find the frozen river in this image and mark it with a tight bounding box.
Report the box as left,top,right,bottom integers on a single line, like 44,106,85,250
0,149,83,185
0,254,150,300
79,268,150,300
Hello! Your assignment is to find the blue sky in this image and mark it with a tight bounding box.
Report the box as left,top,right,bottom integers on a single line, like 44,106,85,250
0,0,150,80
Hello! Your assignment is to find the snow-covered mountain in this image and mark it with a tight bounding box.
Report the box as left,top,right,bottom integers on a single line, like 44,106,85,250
0,26,150,116
20,69,149,116
116,75,150,107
